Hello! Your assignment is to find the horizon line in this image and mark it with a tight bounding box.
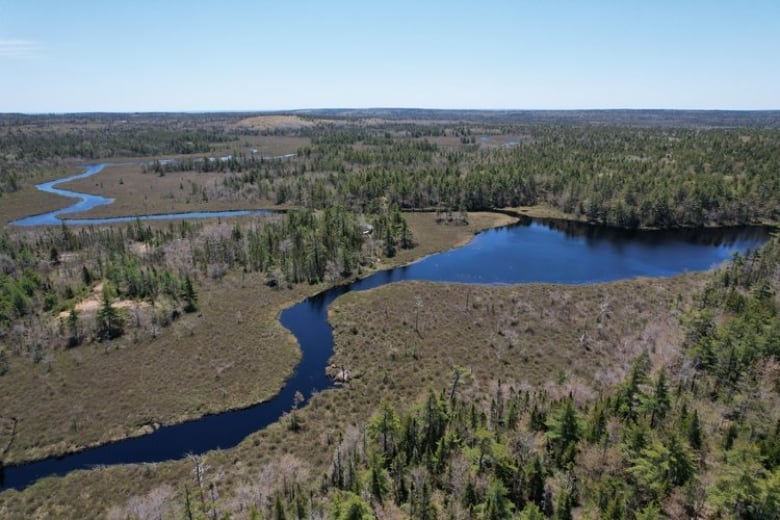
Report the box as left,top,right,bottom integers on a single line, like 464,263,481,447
3,107,780,116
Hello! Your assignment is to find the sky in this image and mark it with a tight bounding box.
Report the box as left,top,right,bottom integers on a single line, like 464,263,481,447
1,0,779,112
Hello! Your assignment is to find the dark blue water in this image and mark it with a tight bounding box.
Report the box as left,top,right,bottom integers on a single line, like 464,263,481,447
1,216,771,490
9,164,276,226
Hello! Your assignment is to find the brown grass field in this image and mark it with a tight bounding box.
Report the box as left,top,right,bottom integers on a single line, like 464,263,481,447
0,164,84,225
0,135,308,225
507,204,590,223
234,115,317,131
0,274,307,465
55,162,284,219
0,212,511,463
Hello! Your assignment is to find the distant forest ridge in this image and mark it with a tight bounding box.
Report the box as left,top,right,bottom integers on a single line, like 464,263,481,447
2,108,780,128
296,108,780,127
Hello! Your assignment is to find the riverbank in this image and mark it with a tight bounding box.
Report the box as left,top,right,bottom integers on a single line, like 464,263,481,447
507,204,780,231
54,162,292,220
0,211,514,467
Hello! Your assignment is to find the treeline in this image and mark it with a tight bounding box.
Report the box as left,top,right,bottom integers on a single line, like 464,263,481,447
0,127,234,160
191,206,412,285
143,152,270,176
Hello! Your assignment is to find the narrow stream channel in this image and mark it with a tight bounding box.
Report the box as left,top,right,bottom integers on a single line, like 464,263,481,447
9,163,278,227
1,165,772,490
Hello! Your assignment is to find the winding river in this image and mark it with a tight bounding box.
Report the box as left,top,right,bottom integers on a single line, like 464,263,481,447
1,165,772,490
10,163,278,227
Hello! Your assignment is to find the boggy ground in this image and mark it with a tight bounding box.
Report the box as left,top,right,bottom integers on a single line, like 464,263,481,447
56,162,289,219
0,274,306,464
0,135,308,225
91,273,701,520
0,211,513,517
1,244,705,518
326,277,697,404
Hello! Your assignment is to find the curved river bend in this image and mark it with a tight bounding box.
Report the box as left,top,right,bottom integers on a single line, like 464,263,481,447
10,163,275,226
1,166,772,490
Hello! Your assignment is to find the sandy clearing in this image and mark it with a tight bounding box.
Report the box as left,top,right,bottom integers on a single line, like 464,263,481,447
57,282,149,318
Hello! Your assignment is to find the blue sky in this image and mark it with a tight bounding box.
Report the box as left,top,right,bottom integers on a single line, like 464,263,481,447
1,1,778,112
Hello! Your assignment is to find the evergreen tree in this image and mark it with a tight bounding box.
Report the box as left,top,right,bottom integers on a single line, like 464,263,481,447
329,491,375,520
273,493,287,520
645,369,670,427
688,410,703,451
183,274,198,313
368,400,401,463
546,397,581,467
481,478,514,520
96,283,123,341
526,456,546,507
518,502,545,520
66,306,81,347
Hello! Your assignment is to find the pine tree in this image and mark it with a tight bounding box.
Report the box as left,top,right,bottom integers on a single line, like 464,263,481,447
183,274,198,313
518,503,545,520
546,397,581,467
96,283,123,341
368,400,401,463
526,456,546,507
642,369,670,427
688,410,703,451
366,452,390,503
273,493,287,520
329,491,375,520
383,225,396,258
66,306,81,347
554,489,573,520
481,478,514,520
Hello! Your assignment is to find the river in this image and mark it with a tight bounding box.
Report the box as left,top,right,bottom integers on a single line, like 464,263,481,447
0,165,772,490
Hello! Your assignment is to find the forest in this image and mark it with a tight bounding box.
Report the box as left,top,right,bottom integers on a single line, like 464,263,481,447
131,122,780,229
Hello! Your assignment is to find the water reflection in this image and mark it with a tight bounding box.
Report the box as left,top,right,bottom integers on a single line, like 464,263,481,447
538,217,770,248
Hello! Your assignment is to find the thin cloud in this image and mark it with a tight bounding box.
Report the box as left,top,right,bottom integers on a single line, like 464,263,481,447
0,39,40,58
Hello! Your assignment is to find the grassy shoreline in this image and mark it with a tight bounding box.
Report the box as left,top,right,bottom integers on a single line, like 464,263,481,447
0,211,515,466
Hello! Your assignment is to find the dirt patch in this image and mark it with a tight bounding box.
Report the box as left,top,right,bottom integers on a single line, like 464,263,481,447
56,283,149,319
